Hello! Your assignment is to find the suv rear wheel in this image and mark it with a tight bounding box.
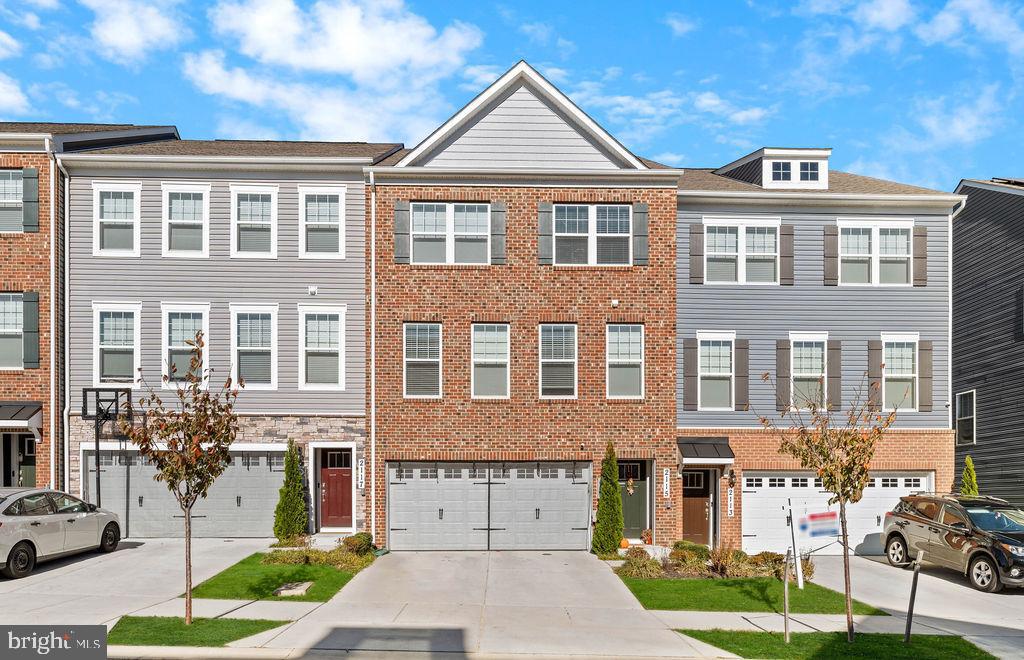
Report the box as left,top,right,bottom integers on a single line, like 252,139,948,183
886,535,911,568
969,555,1003,593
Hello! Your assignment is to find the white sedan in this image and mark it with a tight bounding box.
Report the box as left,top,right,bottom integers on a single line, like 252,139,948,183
0,488,120,579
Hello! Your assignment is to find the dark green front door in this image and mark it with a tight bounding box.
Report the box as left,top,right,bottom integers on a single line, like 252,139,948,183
619,461,648,539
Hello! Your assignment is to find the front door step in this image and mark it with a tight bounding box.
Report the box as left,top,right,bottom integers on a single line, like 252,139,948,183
273,581,313,597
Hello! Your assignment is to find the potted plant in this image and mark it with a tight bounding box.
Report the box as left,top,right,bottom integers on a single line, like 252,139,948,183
640,528,653,545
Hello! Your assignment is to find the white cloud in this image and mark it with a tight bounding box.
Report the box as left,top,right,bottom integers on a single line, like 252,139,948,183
571,81,690,144
555,37,576,57
651,151,685,165
664,13,697,37
912,83,1002,149
852,0,915,31
28,81,138,119
215,117,281,140
26,0,59,7
693,91,773,125
539,65,569,83
461,64,503,91
0,30,20,59
519,21,552,44
80,0,189,64
0,72,29,115
602,66,622,81
916,0,1024,55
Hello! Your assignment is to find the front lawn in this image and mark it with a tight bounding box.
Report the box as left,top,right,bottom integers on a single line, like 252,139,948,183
681,630,995,660
622,577,886,614
108,616,287,647
191,553,354,602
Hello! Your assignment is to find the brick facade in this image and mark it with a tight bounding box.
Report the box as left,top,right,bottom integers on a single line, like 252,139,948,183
0,152,53,489
368,184,680,544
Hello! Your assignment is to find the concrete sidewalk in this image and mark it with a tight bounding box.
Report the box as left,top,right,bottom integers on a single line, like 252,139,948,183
651,610,946,634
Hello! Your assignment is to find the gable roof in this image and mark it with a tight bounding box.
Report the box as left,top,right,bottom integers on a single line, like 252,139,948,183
0,122,170,135
85,139,402,160
396,61,646,169
681,168,946,196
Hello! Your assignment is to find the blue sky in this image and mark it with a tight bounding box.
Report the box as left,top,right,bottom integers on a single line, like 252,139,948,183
1,0,1021,190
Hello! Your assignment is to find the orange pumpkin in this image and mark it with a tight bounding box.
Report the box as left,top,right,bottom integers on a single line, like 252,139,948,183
619,538,630,549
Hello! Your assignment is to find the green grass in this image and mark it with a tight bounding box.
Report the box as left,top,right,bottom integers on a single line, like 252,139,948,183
681,630,995,660
108,616,287,647
191,553,354,602
621,577,887,615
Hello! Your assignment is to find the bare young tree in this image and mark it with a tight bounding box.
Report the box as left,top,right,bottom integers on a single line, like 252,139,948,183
119,332,240,625
757,373,896,643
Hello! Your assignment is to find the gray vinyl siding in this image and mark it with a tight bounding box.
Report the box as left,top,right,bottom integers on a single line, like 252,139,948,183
678,201,951,429
952,183,1024,505
68,168,365,415
419,83,624,170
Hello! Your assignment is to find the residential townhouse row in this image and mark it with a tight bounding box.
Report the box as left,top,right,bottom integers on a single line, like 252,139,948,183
0,61,997,556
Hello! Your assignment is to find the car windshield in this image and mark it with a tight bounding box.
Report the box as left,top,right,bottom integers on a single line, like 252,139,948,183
965,506,1024,533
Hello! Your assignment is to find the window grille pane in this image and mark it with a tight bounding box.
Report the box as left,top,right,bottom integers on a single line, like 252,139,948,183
169,192,203,222
454,237,488,263
700,376,732,408
596,236,629,264
884,342,915,375
306,226,340,253
411,203,446,233
0,170,23,202
305,194,339,225
99,190,134,220
473,364,507,397
699,340,732,373
412,236,446,263
800,162,819,181
540,325,575,360
745,227,776,254
596,205,630,234
405,324,440,360
840,227,871,255
541,363,575,396
406,362,440,396
100,311,134,346
957,391,974,416
706,226,738,253
305,314,339,350
168,312,203,346
238,351,272,383
306,352,340,384
885,378,915,409
237,313,271,348
472,325,508,361
609,363,642,397
0,293,23,332
607,325,642,361
772,161,791,180
555,236,588,264
792,341,824,374
453,204,488,233
879,228,910,255
554,205,588,234
237,193,271,224
100,223,134,251
169,223,203,252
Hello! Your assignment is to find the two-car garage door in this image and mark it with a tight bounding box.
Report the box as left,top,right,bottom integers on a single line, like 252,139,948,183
388,462,592,550
741,471,931,555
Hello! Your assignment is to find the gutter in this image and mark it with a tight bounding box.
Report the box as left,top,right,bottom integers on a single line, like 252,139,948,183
368,165,682,180
368,169,377,541
47,137,55,489
60,153,374,166
679,189,966,207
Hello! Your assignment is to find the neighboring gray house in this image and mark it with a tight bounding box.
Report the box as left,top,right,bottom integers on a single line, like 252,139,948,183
952,178,1024,505
61,139,400,537
675,147,964,555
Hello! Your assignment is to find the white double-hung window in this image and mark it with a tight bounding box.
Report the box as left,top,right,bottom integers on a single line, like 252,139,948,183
0,170,23,233
554,204,631,265
231,185,277,258
607,324,643,398
882,333,918,411
539,324,577,398
0,293,23,369
838,219,913,286
404,323,442,397
698,331,734,410
231,304,277,389
791,332,826,408
162,183,209,257
704,218,779,284
411,202,489,264
93,302,141,386
472,323,509,398
161,303,209,385
299,186,345,259
300,305,345,389
93,182,142,257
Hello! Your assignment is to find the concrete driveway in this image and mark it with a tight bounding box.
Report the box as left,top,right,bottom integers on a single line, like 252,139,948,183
0,537,270,625
252,551,728,658
815,554,1024,658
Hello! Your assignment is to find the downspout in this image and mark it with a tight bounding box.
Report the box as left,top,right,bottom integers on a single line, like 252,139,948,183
948,198,965,439
58,156,71,494
369,169,377,541
46,137,55,489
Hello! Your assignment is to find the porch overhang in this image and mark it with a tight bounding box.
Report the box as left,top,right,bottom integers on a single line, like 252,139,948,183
0,401,43,442
677,437,734,466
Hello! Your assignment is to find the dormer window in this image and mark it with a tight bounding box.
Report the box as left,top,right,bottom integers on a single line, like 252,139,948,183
771,162,791,181
800,162,819,181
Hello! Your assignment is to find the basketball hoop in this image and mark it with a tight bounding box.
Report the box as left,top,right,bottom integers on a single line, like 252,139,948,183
81,388,133,508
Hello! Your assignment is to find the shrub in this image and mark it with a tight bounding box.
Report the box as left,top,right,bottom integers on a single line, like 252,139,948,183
801,556,816,581
591,441,624,555
342,532,375,556
625,546,649,560
750,551,785,567
617,555,664,579
262,547,375,573
960,455,979,496
731,549,749,563
273,440,308,543
671,540,710,560
707,545,740,578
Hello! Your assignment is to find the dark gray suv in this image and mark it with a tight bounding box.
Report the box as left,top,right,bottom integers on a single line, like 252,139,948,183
883,493,1024,592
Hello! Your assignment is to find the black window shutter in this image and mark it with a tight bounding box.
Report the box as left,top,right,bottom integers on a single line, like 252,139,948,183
22,167,39,233
490,201,506,265
918,340,933,412
689,223,704,284
538,202,553,264
776,339,791,412
735,338,749,411
683,338,698,411
827,340,842,410
913,227,927,287
22,291,39,369
868,340,883,411
824,225,838,286
394,200,410,263
780,224,794,285
632,202,648,266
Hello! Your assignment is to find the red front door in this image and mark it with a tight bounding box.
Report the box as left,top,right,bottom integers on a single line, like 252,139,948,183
320,450,352,528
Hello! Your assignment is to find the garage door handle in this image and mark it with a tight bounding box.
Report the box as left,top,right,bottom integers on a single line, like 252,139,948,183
439,508,443,520
66,519,76,523
535,508,540,520
30,521,41,526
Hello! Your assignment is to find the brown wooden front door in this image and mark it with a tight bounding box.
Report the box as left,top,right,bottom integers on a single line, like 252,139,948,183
320,450,352,528
681,470,711,545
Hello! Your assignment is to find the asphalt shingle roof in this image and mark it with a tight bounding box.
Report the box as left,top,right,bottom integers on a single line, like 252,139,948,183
680,168,946,195
0,122,171,135
89,139,403,160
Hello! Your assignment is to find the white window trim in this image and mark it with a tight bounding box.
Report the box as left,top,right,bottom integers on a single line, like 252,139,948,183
403,322,443,399
230,303,278,390
955,389,977,446
0,292,23,372
696,330,735,411
92,182,142,257
230,184,279,259
836,218,915,288
92,301,142,388
298,185,347,260
298,303,346,391
538,323,578,400
789,331,828,410
553,203,632,267
702,216,781,285
161,182,211,259
160,302,211,389
410,202,491,265
606,323,645,400
881,332,919,412
471,322,510,400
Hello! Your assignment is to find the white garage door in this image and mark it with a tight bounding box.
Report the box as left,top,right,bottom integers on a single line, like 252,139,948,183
741,471,931,555
388,462,591,551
